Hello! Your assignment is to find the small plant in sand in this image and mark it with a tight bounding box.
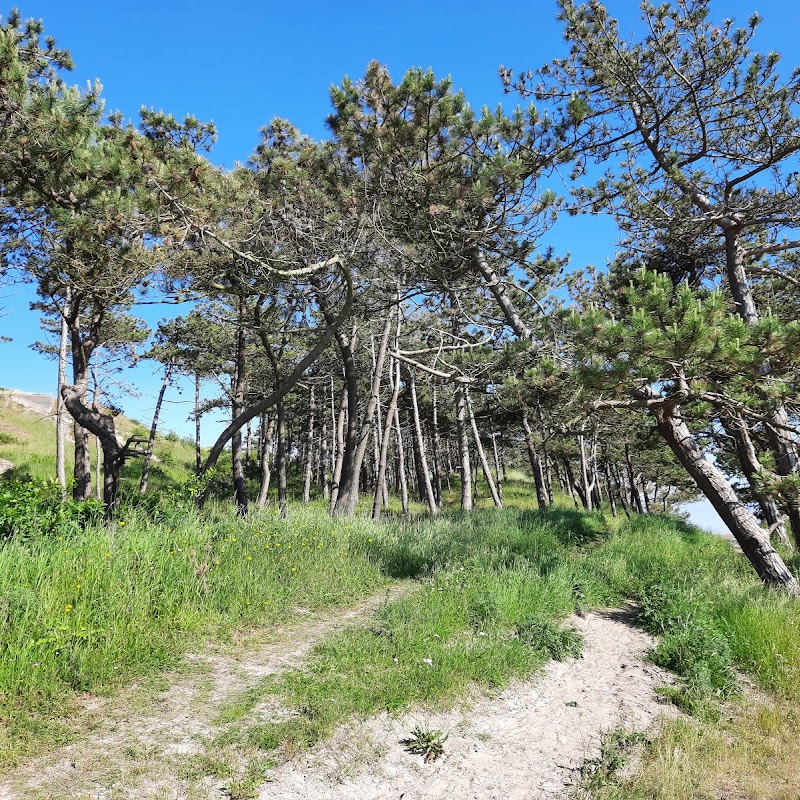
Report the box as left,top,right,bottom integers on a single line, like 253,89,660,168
401,726,448,763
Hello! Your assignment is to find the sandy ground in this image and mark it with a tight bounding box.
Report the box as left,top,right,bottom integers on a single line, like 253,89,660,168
1,390,57,420
0,593,674,800
256,608,675,800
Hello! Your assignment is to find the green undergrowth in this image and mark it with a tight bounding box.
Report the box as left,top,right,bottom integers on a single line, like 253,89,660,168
0,504,388,767
1,495,799,781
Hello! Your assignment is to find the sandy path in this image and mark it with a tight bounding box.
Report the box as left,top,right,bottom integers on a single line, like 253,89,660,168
257,608,675,800
0,586,405,800
0,600,674,800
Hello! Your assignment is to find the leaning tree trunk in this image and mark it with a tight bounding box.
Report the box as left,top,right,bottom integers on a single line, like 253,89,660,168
408,369,438,515
654,402,799,594
140,361,173,495
625,444,645,514
724,229,800,547
726,414,792,549
491,432,503,504
466,391,502,508
522,410,548,509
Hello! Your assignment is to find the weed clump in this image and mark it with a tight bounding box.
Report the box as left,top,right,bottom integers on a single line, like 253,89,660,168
401,726,447,762
515,616,584,660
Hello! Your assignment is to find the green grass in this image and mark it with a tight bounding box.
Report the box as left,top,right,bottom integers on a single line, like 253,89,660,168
0,504,388,766
1,473,799,790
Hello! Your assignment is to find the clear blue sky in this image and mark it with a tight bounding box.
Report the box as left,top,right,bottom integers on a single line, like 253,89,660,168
2,0,799,442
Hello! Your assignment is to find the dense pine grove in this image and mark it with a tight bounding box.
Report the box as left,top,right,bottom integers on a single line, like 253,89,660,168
2,0,800,596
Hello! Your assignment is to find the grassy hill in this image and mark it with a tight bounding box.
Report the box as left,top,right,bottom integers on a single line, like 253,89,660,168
0,388,197,492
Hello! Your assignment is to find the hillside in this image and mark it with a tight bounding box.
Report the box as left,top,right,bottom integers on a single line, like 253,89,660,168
0,388,197,491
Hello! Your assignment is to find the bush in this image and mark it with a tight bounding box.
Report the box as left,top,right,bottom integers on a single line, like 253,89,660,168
0,479,103,539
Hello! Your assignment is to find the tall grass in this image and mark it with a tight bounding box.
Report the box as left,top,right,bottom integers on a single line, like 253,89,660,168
0,504,388,764
1,487,798,784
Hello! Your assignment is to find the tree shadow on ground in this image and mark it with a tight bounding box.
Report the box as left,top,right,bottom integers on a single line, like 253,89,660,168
369,505,612,581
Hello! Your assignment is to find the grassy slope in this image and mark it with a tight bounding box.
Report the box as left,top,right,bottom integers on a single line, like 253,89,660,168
0,391,197,489
1,404,799,796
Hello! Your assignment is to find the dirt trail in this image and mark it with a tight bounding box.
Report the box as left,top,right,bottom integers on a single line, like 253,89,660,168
0,599,674,800
256,608,675,800
0,587,405,800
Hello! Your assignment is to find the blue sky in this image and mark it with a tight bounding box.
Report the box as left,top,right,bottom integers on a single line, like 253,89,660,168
2,0,799,444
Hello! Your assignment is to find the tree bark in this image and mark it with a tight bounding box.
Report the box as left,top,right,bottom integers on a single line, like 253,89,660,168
431,385,443,507
726,414,793,549
654,402,798,593
373,309,403,520
454,384,473,511
56,288,70,496
231,297,248,515
61,386,131,519
408,368,438,515
522,410,548,509
276,398,287,517
194,373,202,475
302,384,316,504
466,391,503,508
256,412,275,507
335,316,392,516
394,401,410,515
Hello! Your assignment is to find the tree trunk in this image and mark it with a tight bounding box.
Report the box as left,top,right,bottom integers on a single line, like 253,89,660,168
193,373,202,475
329,382,347,512
725,230,800,546
255,413,272,507
625,444,645,514
522,410,548,509
231,301,248,515
466,391,503,508
408,369,438,515
70,328,93,501
431,385,443,507
764,406,800,549
302,384,316,505
471,248,532,339
578,433,594,512
726,414,793,549
335,316,392,516
329,324,360,515
139,362,173,495
56,288,70,496
276,398,287,517
394,402,409,515
491,432,504,503
61,386,128,520
454,384,473,511
373,311,403,520
654,402,798,593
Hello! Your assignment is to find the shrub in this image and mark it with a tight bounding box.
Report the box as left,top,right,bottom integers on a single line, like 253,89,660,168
0,479,103,539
